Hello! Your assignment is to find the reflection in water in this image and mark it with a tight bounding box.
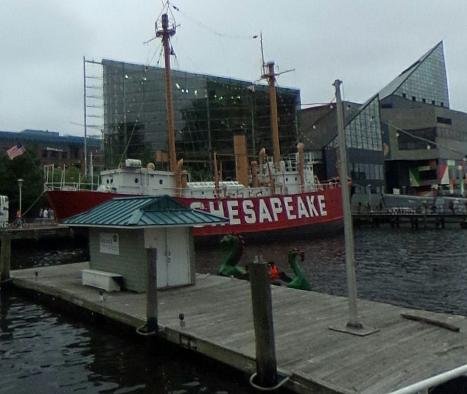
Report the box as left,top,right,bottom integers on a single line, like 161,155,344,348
0,292,254,394
196,228,467,315
11,237,88,270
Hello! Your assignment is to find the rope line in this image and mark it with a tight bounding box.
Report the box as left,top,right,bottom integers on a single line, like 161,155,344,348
248,372,290,391
22,190,45,217
172,4,257,40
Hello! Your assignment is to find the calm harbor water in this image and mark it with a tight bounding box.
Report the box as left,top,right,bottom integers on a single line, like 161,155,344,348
197,227,467,316
0,293,253,394
2,227,467,392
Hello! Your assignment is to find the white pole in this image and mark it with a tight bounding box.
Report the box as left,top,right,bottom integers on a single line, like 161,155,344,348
334,80,362,329
90,152,94,190
388,364,467,394
83,56,88,178
18,179,23,217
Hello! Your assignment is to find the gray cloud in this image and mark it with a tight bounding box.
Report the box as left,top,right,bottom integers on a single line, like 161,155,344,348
1,0,466,136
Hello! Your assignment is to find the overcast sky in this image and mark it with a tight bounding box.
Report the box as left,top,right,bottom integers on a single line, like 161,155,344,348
2,0,467,137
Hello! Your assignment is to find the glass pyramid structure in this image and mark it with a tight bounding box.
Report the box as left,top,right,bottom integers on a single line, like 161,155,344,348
379,41,449,108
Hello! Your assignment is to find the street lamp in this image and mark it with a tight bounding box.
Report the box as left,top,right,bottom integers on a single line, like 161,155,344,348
367,184,372,212
17,178,23,219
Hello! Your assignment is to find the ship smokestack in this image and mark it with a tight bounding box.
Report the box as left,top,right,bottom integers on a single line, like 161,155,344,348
234,132,249,186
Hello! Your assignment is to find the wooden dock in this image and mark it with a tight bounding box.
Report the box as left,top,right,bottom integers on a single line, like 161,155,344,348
353,212,467,229
9,262,467,393
0,223,72,240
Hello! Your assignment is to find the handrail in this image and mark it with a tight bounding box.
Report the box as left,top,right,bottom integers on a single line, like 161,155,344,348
388,364,467,394
43,179,342,196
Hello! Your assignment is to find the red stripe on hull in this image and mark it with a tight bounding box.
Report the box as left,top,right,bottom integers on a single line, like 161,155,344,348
47,190,121,220
47,187,343,237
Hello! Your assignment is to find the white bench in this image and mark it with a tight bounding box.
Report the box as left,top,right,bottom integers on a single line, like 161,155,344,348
81,269,123,292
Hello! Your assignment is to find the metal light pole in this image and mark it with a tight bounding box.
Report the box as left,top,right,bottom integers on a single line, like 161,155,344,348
463,157,467,198
329,80,377,336
83,56,88,178
17,178,23,218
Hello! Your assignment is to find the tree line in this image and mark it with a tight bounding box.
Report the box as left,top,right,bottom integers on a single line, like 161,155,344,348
0,147,83,220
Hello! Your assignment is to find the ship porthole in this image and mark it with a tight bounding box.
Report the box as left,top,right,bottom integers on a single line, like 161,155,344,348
159,179,163,185
135,178,139,183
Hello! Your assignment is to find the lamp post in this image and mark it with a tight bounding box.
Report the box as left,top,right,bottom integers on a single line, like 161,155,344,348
329,80,378,336
458,158,467,198
17,178,23,219
367,184,372,212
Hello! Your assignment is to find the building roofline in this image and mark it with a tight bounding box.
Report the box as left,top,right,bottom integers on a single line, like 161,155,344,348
378,41,444,100
0,130,101,147
101,58,301,93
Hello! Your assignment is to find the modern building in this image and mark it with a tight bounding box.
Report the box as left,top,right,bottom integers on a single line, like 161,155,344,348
102,59,301,179
0,129,102,170
379,41,467,196
301,41,467,197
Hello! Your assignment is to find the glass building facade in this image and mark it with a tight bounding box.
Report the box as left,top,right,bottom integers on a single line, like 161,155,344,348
325,95,385,192
102,60,300,178
379,41,449,108
345,96,382,151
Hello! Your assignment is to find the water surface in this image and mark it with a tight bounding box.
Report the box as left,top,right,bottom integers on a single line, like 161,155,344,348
196,227,467,315
0,292,254,394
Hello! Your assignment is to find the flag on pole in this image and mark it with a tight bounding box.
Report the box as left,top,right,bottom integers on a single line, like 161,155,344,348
6,143,26,160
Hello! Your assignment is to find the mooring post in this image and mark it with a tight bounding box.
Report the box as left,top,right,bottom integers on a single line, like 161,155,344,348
249,255,278,388
0,235,11,283
146,248,158,334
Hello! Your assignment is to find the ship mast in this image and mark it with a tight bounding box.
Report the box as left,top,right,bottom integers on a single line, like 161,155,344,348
156,14,177,173
262,62,281,170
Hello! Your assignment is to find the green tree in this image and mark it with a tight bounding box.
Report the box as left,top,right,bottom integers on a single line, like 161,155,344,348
0,150,44,220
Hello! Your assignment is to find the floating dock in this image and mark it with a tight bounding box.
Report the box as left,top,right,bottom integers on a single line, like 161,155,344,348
10,262,467,393
353,212,467,229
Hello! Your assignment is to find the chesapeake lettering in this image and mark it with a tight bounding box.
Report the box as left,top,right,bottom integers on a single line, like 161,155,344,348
190,195,327,225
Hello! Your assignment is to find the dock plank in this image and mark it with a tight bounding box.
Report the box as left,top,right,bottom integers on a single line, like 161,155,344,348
10,262,467,394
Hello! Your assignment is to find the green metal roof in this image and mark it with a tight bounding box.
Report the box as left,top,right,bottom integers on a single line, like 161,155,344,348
63,195,228,228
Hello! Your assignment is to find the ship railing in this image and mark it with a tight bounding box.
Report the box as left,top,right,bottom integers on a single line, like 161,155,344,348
388,364,467,394
44,181,97,192
181,183,341,198
43,164,100,192
313,180,341,191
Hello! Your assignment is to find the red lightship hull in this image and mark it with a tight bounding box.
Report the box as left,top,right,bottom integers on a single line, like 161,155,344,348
47,186,343,238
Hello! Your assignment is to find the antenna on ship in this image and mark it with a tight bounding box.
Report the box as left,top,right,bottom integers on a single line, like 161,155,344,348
156,13,177,173
259,32,265,76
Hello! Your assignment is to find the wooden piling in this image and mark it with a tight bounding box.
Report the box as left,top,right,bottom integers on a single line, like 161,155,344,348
146,248,158,333
249,256,278,388
0,235,11,283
